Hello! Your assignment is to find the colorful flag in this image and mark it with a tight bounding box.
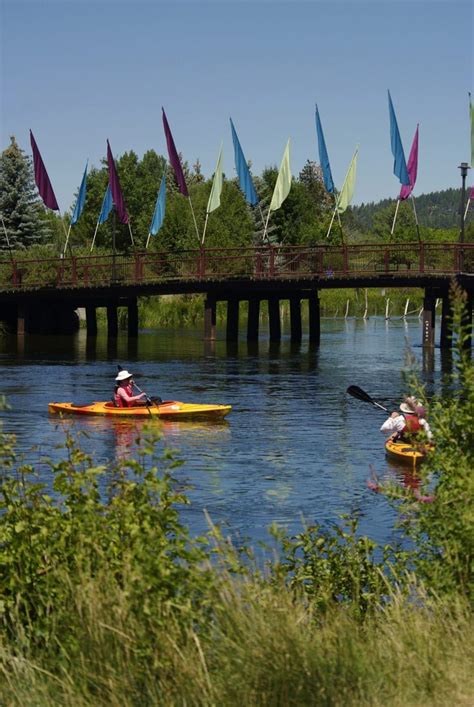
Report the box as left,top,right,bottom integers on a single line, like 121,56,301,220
388,91,410,186
162,108,189,197
206,144,224,214
149,173,167,236
70,162,88,225
230,118,258,206
399,125,419,201
269,139,291,212
336,148,358,214
106,140,129,224
315,105,334,193
29,130,59,210
470,94,474,167
98,184,113,225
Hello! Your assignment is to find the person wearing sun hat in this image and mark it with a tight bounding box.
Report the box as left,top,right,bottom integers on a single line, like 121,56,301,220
381,396,432,441
113,370,146,408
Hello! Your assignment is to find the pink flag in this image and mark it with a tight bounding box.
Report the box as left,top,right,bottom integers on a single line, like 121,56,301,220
30,130,59,210
399,125,419,201
106,140,129,224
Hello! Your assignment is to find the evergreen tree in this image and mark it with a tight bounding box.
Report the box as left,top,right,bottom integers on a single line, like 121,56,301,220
0,136,51,249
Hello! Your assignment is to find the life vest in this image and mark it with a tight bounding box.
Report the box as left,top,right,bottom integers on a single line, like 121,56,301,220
114,382,134,407
402,414,421,435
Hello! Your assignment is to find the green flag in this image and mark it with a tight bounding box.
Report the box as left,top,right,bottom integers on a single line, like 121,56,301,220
207,144,224,213
269,139,291,211
470,94,474,167
336,148,358,214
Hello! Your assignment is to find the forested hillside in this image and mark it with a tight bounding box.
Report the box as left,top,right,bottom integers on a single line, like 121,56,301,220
351,187,473,230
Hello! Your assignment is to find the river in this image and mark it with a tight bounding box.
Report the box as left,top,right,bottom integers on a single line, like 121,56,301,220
0,317,444,549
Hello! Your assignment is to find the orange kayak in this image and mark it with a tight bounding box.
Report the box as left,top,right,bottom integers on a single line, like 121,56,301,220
48,400,232,420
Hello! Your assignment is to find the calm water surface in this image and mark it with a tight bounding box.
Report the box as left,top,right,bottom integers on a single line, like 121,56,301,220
0,318,444,548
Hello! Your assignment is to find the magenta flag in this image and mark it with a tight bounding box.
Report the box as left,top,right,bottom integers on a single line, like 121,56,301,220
399,125,419,201
29,130,59,210
470,185,474,199
162,108,189,197
106,140,129,224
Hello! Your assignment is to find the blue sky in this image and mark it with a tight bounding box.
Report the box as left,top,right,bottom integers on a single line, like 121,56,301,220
1,0,472,214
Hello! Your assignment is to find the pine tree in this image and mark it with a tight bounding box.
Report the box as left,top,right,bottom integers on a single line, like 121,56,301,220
0,136,51,249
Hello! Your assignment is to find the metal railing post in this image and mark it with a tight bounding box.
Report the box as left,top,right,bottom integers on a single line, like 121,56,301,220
419,242,425,273
269,246,275,277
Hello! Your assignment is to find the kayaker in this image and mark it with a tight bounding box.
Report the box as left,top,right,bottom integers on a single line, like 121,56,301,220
114,370,147,408
380,397,432,442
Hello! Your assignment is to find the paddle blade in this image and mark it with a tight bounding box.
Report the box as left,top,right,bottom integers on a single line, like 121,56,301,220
347,385,374,403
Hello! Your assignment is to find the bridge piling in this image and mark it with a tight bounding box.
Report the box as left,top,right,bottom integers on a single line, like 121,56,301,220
226,299,239,342
86,305,97,336
422,289,436,348
204,296,216,341
439,295,452,349
247,298,260,341
308,292,321,345
107,304,118,338
268,297,281,342
289,295,302,343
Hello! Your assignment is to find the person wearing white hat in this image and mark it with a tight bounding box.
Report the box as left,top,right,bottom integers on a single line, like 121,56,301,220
380,396,432,441
113,370,146,408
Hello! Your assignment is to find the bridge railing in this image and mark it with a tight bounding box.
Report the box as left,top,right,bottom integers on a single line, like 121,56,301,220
0,243,472,291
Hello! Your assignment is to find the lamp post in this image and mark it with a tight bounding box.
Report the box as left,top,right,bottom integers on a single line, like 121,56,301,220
458,162,470,272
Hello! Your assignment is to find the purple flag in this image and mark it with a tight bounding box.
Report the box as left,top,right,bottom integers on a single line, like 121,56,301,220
162,108,189,197
470,185,474,199
29,130,59,210
399,125,419,201
106,140,129,224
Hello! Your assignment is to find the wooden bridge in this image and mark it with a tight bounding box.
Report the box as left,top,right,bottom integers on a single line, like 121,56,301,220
0,242,472,347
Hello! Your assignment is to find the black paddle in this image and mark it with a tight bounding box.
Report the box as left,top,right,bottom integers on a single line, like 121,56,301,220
346,385,389,413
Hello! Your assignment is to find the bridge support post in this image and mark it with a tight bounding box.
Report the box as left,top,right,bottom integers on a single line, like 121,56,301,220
268,297,281,342
127,298,138,338
107,304,118,338
86,305,97,336
422,289,436,348
289,295,302,343
247,298,260,341
226,299,239,342
440,295,452,349
17,303,26,335
308,292,320,345
204,296,216,341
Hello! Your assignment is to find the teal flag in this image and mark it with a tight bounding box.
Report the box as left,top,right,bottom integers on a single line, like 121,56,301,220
388,90,410,186
71,162,88,225
149,173,167,236
98,184,113,224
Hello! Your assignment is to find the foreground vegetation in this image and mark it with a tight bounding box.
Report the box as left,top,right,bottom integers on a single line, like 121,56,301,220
0,288,472,705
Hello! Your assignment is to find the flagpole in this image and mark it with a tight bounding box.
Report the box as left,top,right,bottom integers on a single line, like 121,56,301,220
201,212,210,245
334,194,345,245
63,223,72,256
145,233,152,249
188,196,201,243
410,195,421,242
128,222,134,247
90,221,100,252
0,213,14,264
326,206,338,239
262,208,272,242
390,199,400,236
464,197,471,221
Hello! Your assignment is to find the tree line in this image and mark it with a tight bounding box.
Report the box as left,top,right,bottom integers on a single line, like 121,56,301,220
1,135,472,255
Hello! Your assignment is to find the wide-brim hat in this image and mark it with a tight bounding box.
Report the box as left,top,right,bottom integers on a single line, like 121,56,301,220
400,397,421,414
115,370,133,382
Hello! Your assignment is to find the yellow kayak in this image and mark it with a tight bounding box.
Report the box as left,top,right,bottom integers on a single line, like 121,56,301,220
48,400,232,420
385,439,426,466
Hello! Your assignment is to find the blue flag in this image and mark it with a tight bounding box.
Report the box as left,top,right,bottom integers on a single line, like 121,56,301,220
98,184,113,224
388,90,410,186
149,173,167,236
70,162,88,225
230,118,258,206
315,105,334,193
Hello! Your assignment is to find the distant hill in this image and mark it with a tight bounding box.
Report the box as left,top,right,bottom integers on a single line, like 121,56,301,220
350,188,472,230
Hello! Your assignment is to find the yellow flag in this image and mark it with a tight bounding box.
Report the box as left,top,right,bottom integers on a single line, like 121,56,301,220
207,143,223,213
336,148,358,214
269,139,291,212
